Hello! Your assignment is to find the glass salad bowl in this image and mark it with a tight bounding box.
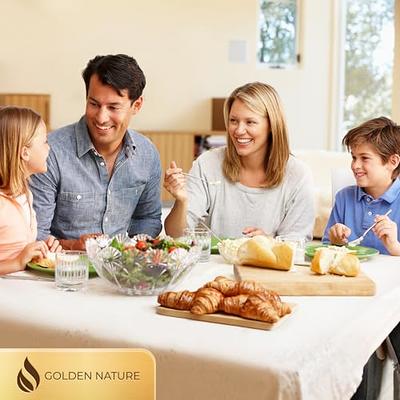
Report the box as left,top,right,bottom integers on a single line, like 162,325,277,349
86,234,200,296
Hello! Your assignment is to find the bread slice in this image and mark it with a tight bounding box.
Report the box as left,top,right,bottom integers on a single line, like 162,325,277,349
31,252,56,269
237,235,294,271
311,247,360,277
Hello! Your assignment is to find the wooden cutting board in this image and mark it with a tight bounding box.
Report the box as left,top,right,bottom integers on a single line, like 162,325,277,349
234,264,375,296
156,304,296,331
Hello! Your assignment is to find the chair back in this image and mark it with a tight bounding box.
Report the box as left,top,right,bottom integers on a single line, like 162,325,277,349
331,168,355,205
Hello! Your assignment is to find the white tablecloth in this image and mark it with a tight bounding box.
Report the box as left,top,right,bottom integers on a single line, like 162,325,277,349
1,254,400,400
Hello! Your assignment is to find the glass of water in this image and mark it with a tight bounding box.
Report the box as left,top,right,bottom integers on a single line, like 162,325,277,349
183,227,211,263
275,234,306,265
55,251,89,291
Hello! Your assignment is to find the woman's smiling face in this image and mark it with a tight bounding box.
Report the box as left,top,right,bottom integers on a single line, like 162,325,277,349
228,99,269,161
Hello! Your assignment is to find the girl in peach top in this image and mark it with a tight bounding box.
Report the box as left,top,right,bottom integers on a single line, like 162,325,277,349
0,106,61,274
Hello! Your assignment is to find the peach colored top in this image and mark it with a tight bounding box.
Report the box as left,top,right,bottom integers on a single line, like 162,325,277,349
0,190,37,261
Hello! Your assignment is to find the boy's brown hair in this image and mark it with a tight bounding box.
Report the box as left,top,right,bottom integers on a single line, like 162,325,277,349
342,116,400,178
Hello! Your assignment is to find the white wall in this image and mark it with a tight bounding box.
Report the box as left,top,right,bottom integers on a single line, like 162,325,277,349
0,0,333,149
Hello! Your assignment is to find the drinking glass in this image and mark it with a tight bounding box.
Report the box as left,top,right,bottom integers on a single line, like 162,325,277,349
275,234,305,264
55,251,89,291
183,227,211,262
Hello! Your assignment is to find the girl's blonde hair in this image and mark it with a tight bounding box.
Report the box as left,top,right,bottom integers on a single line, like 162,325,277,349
222,82,290,187
0,106,43,196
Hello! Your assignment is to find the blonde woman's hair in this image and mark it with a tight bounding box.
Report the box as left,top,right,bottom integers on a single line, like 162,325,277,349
0,106,43,196
222,82,290,187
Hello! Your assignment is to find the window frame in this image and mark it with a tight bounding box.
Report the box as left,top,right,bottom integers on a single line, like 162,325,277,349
257,0,302,69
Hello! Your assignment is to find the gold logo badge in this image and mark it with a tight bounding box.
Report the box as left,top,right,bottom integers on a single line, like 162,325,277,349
17,357,40,393
0,349,155,399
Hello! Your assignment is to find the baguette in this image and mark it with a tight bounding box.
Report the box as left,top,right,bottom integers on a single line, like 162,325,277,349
237,235,294,270
311,247,360,277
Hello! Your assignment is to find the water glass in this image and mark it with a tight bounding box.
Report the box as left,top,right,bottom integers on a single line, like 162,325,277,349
55,251,89,291
184,227,211,263
275,234,305,264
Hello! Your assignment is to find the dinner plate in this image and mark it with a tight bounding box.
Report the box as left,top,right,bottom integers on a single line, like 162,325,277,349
211,237,221,254
305,244,379,260
27,261,98,277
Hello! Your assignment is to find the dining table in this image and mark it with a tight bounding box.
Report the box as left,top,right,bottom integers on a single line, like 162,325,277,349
0,253,400,400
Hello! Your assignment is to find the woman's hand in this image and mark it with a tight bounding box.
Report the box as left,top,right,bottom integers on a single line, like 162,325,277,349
45,235,62,252
328,223,351,245
17,241,48,270
242,227,267,237
373,215,400,255
163,161,187,202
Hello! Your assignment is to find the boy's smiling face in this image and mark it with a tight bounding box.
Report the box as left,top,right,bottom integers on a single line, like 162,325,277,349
351,142,399,198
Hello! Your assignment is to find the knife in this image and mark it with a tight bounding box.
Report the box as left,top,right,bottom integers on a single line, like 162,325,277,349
0,275,54,282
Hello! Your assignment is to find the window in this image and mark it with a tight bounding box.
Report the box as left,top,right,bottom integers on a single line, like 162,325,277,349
340,0,394,141
258,0,300,67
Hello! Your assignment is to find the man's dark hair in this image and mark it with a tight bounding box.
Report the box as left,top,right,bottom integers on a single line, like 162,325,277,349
82,54,146,102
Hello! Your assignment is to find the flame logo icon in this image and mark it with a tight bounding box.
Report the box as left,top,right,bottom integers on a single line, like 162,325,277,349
17,357,40,392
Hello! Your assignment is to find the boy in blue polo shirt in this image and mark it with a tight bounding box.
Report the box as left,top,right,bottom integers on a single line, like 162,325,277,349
323,116,400,399
323,116,400,255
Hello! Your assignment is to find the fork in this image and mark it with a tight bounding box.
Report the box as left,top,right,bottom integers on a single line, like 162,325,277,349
347,209,392,247
182,173,221,186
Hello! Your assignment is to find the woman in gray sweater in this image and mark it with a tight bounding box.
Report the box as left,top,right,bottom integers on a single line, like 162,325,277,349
164,82,315,240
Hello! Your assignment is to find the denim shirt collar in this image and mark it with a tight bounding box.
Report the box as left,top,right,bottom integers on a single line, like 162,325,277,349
75,116,137,159
357,177,400,203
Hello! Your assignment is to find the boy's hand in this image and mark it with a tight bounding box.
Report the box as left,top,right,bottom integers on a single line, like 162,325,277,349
373,215,400,255
329,223,351,245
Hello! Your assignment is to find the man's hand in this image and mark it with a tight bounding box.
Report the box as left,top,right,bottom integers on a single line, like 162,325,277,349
60,233,102,251
328,223,351,245
45,235,62,252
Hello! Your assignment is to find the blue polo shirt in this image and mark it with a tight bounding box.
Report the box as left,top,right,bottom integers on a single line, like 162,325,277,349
323,178,400,254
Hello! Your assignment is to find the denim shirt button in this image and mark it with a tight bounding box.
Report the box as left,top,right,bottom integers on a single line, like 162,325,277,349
104,217,108,222
368,211,372,216
76,194,82,200
100,162,105,167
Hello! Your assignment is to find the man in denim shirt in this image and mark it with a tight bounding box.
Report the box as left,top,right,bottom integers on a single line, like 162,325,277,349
30,54,162,250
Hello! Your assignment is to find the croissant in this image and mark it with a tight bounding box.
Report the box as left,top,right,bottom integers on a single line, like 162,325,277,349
240,295,281,323
237,280,267,295
204,276,239,296
157,290,196,310
220,295,249,314
190,288,224,315
243,292,291,318
203,276,267,296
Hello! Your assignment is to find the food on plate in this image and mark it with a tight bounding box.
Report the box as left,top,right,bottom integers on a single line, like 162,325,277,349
158,276,292,322
30,252,56,269
237,235,294,270
310,246,360,277
217,237,250,264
